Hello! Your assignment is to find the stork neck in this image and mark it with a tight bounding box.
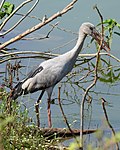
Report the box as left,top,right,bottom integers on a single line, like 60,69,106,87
72,31,87,58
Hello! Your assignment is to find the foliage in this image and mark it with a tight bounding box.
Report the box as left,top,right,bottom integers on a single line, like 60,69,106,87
93,19,120,84
96,58,120,84
99,67,120,83
0,87,56,150
98,19,120,45
0,1,14,19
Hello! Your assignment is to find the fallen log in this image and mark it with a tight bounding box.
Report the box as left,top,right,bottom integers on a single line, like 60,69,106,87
38,128,97,139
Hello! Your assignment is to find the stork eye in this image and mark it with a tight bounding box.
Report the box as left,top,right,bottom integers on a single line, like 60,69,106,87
90,27,93,30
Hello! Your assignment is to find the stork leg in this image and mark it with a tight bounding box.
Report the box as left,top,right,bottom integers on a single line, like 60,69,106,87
47,98,52,128
35,90,45,127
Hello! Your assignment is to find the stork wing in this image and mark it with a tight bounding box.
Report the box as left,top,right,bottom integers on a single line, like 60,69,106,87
27,66,43,78
11,66,44,99
22,66,43,82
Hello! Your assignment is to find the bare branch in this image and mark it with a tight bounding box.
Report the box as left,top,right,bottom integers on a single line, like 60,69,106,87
58,86,73,133
78,70,94,82
0,51,58,58
93,5,104,36
22,22,59,40
0,0,78,51
1,52,120,65
101,98,119,150
15,12,42,21
0,0,33,31
58,85,79,146
0,0,5,10
0,55,51,64
0,0,39,36
16,13,78,35
80,6,104,149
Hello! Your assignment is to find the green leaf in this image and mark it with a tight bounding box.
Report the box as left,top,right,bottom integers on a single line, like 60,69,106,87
99,77,112,83
5,4,14,15
99,67,120,83
0,2,14,19
114,73,120,81
101,58,110,66
114,32,120,36
2,2,14,15
3,2,11,8
116,23,120,29
114,68,120,72
0,11,6,19
91,62,95,68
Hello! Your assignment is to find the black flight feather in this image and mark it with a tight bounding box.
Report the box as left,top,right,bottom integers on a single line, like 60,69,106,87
11,66,43,100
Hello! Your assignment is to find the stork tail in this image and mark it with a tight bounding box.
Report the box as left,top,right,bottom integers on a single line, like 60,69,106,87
11,82,24,100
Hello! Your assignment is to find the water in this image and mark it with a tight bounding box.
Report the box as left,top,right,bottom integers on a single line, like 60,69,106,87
1,0,120,146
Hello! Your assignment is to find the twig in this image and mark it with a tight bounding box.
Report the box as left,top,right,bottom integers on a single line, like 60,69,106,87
0,0,5,10
58,86,73,133
0,0,33,31
0,55,51,64
58,85,79,146
80,6,104,149
101,98,119,150
0,0,39,36
22,22,59,40
15,12,42,22
0,51,110,58
0,51,58,58
78,70,94,82
1,52,120,66
16,12,78,35
0,0,78,51
79,55,99,148
94,5,104,36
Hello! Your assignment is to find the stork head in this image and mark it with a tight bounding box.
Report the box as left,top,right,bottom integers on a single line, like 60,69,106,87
80,22,95,36
80,22,110,51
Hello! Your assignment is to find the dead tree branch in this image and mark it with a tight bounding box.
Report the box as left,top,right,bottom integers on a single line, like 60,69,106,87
22,22,59,40
93,5,104,36
40,128,97,139
58,86,74,134
79,6,104,149
0,0,33,31
0,0,78,51
1,52,120,66
0,0,39,36
16,12,78,35
58,85,80,146
101,98,119,150
0,0,5,10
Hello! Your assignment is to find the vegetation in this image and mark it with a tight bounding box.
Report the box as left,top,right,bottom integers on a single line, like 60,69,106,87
0,87,64,150
0,1,14,19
